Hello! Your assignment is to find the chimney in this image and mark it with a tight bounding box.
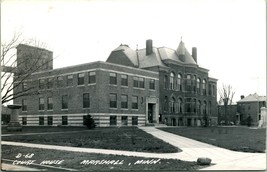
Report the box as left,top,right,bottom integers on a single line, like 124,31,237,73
146,39,153,55
192,47,197,63
241,95,245,99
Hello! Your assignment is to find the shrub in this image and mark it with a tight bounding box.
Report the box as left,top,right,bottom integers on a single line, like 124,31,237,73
83,114,96,129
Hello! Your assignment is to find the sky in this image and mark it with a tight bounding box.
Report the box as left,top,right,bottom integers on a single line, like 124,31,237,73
1,0,266,103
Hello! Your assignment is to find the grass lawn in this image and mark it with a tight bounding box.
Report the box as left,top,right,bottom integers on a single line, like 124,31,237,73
2,126,179,153
2,145,203,171
159,126,266,153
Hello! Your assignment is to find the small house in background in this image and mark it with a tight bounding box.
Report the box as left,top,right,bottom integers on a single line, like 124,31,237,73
237,93,266,126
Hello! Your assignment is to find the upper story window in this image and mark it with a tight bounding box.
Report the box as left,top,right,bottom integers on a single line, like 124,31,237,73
149,79,155,90
202,79,207,95
47,97,53,110
133,77,139,87
121,95,128,109
67,75,73,86
39,97,45,110
169,97,175,113
78,73,85,85
170,72,174,90
197,78,200,94
139,77,145,88
132,96,138,109
22,99,27,111
192,75,196,92
109,93,117,108
57,76,64,88
62,95,68,109
203,101,207,114
197,100,201,114
22,82,28,91
212,85,215,96
47,78,53,89
39,79,45,90
177,74,182,91
164,96,168,112
83,93,90,108
88,71,96,84
186,74,192,92
121,74,128,86
109,73,117,85
178,98,182,113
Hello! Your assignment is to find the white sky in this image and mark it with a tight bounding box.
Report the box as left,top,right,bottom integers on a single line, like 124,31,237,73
1,0,266,102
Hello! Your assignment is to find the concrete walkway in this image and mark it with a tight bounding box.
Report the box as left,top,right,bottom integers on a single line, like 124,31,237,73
139,127,266,170
2,126,266,170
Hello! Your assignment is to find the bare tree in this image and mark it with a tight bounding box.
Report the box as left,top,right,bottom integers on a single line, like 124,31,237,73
218,83,236,125
1,33,53,104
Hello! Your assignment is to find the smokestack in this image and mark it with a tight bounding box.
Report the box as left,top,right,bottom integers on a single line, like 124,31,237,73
241,95,245,99
192,47,197,63
146,39,153,55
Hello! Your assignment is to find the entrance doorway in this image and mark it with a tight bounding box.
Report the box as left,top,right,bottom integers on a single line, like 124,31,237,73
148,103,155,123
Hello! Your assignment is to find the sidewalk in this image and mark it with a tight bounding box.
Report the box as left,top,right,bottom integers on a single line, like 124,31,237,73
2,126,266,170
139,127,266,170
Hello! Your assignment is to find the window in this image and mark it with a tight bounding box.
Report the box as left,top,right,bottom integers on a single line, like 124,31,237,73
197,100,201,114
78,73,85,85
47,97,53,110
192,75,196,92
132,116,138,125
185,98,191,113
193,99,196,113
197,78,201,93
62,116,68,125
109,73,117,85
164,75,168,89
169,97,175,113
48,116,53,125
22,82,27,91
110,116,117,126
47,78,53,89
203,101,207,114
121,74,128,86
177,74,182,91
62,95,68,109
178,98,182,113
57,76,64,87
83,93,90,108
149,79,155,90
212,85,215,96
39,117,44,125
209,101,212,114
39,98,45,110
88,71,96,84
121,116,128,126
22,99,27,111
208,83,212,95
132,96,138,109
22,117,27,125
133,77,139,87
202,80,207,95
121,95,128,109
110,94,117,108
139,77,145,88
170,72,174,90
67,75,73,86
39,79,45,90
186,75,191,92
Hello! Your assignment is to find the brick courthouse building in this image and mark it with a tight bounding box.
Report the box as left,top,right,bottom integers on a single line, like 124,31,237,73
14,39,218,127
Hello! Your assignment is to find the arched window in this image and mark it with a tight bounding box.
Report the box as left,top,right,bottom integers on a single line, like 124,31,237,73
169,97,175,113
170,72,174,90
185,98,191,113
192,75,196,92
178,98,183,113
186,74,191,91
177,74,182,91
197,100,201,114
202,79,206,95
209,101,212,115
193,99,196,113
197,78,200,93
203,101,207,114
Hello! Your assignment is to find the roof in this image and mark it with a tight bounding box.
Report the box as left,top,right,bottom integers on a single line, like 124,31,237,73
237,93,266,103
107,40,198,69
